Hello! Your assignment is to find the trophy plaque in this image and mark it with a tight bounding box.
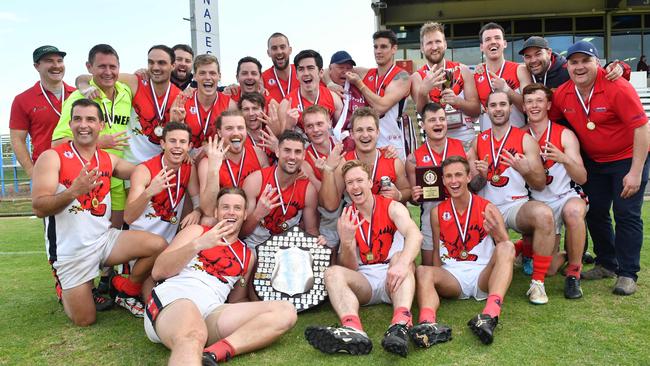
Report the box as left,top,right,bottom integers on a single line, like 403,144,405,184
253,226,332,312
416,166,445,202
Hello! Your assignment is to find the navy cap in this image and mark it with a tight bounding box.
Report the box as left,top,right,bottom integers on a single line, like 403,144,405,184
330,51,356,66
33,45,66,63
566,41,599,59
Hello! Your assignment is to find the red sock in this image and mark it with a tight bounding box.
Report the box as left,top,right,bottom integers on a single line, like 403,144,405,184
565,263,582,279
513,240,523,256
391,306,412,326
482,294,503,318
341,314,363,331
204,339,236,362
112,275,142,297
418,307,436,324
532,254,552,282
522,237,533,258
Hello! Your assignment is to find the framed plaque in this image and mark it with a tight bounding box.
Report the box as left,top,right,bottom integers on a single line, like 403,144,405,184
415,166,445,202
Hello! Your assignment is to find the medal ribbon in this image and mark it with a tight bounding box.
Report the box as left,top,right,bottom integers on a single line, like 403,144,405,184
485,61,506,92
355,197,376,260
272,66,292,98
450,192,474,245
101,97,116,128
225,149,246,187
425,138,448,167
310,137,333,160
355,149,380,187
490,125,512,174
273,167,296,217
574,85,595,123
297,88,319,112
532,62,552,86
374,63,396,96
69,141,100,204
194,91,219,136
161,156,182,210
150,81,172,123
529,120,551,163
225,239,247,277
39,82,65,117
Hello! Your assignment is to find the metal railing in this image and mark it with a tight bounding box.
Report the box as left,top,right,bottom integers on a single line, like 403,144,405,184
0,134,31,197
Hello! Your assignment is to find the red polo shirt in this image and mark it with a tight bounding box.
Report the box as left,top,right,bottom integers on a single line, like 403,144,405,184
10,81,76,162
549,68,647,163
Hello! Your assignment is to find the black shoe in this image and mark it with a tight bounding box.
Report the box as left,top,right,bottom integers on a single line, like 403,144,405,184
409,322,452,348
305,325,372,355
582,252,595,265
202,351,221,365
564,276,583,299
381,323,409,357
92,288,114,311
96,275,112,295
467,314,498,345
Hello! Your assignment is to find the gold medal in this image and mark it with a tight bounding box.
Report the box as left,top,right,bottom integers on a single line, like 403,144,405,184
366,253,374,262
239,278,246,287
586,121,596,130
91,197,99,208
491,174,500,183
460,250,468,259
154,125,164,137
280,221,289,231
170,216,178,225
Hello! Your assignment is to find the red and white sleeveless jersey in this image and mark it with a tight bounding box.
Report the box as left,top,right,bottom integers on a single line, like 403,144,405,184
527,122,574,201
476,126,529,207
129,155,192,243
128,76,181,164
219,142,263,188
474,61,525,129
257,166,310,235
183,91,231,148
45,142,113,262
352,195,403,265
180,228,251,293
413,137,466,167
438,193,494,265
362,65,407,152
344,149,396,194
262,65,300,104
286,84,336,130
304,137,335,182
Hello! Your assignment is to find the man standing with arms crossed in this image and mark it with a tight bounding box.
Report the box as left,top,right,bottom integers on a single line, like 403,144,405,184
10,45,75,177
549,41,649,295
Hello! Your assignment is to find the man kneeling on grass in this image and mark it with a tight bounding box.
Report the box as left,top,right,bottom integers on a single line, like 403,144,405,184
305,159,422,357
411,156,515,346
144,187,297,365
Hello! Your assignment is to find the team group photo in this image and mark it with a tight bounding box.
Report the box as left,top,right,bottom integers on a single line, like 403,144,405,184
2,0,650,365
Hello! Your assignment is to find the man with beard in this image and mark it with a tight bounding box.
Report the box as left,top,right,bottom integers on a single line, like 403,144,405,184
52,44,133,228
411,22,480,147
11,45,75,177
198,111,269,220
170,54,237,159
344,30,412,160
32,99,166,325
519,36,626,90
262,33,299,104
279,49,343,132
319,107,411,213
473,23,532,131
239,92,278,163
411,156,514,347
171,44,194,90
549,41,649,296
406,102,466,265
125,122,202,244
240,130,321,248
305,159,422,357
468,91,555,304
144,187,297,365
76,45,182,164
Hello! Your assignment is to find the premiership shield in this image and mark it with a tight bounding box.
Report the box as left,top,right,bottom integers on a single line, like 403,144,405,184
253,226,332,312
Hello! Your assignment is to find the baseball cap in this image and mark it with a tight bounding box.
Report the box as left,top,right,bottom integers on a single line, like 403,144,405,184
330,51,356,66
518,36,549,55
566,41,599,59
33,45,66,63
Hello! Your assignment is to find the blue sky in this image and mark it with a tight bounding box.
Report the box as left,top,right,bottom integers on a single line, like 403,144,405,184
1,0,376,134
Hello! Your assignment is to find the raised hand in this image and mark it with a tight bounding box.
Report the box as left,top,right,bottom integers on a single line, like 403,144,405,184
474,154,490,178
193,219,238,250
344,71,362,87
489,72,510,93
501,150,532,175
541,141,566,164
324,143,344,172
98,130,130,151
80,86,100,99
258,125,278,152
170,93,188,122
337,206,364,246
69,163,103,197
145,168,175,197
253,184,282,219
205,136,228,167
420,66,446,93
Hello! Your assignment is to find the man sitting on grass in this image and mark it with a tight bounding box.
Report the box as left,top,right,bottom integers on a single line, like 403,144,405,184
144,187,297,365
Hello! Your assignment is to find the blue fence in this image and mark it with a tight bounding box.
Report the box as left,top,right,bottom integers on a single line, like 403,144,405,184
0,134,31,197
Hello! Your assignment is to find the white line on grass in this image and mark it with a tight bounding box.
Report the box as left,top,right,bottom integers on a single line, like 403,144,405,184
0,251,42,255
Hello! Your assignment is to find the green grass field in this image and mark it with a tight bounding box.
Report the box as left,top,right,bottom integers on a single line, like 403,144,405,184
1,208,649,366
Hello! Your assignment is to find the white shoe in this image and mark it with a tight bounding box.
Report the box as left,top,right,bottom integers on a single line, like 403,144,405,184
526,280,548,305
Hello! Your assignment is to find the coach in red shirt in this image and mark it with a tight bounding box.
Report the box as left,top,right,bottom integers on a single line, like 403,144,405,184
550,41,649,296
10,46,75,177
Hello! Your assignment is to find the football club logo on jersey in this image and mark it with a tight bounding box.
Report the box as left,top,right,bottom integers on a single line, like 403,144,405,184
190,106,197,114
268,79,276,86
442,211,452,221
422,155,431,163
63,151,74,159
481,133,488,141
368,75,374,81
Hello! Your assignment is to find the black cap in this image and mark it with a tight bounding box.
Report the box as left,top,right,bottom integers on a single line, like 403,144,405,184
518,36,549,55
330,51,356,66
33,45,66,63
